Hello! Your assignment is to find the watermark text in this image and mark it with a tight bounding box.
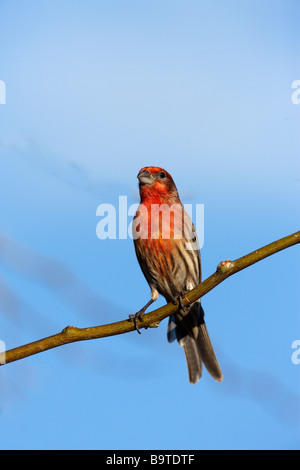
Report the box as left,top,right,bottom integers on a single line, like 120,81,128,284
291,340,300,365
291,80,300,104
96,196,204,249
0,80,6,104
0,340,6,365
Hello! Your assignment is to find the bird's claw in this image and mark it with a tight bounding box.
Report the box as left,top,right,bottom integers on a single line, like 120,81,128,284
178,293,189,312
128,311,145,334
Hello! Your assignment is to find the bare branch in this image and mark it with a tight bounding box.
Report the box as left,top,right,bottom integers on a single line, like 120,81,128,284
1,231,299,366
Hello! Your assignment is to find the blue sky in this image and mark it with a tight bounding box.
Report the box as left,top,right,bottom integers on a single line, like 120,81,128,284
0,0,299,450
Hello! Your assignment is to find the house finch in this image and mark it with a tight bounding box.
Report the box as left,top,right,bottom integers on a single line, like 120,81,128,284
131,166,223,384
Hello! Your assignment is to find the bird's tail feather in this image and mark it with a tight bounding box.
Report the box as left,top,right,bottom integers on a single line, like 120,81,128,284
197,322,223,383
183,336,203,384
167,303,223,384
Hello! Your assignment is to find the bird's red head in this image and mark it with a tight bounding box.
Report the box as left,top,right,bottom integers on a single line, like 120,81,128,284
137,166,179,204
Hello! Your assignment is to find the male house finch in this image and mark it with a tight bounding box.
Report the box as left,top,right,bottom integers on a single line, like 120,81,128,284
131,166,223,384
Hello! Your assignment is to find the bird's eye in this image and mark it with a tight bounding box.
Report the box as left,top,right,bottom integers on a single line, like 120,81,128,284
159,172,166,179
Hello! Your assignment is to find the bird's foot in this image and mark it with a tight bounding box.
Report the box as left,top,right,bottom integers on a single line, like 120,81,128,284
128,309,145,334
177,293,189,312
129,299,155,334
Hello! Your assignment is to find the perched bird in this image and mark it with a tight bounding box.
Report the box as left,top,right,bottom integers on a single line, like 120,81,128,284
131,166,223,384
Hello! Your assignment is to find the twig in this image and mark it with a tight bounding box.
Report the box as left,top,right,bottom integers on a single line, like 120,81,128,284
0,231,299,366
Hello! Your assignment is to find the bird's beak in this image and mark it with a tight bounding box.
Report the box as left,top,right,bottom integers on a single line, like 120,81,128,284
137,169,154,186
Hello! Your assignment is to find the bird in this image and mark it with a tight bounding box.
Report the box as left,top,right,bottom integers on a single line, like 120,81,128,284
130,166,223,384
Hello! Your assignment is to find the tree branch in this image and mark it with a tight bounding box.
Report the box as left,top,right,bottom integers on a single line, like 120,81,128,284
1,231,299,366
